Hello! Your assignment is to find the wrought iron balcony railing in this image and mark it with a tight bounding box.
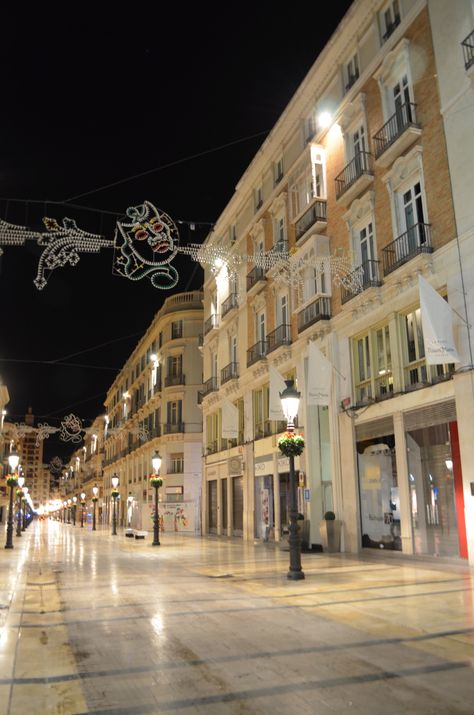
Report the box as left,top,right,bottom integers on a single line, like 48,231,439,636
201,376,218,398
295,200,327,241
373,102,418,159
266,324,291,354
297,296,331,333
341,260,382,304
221,293,238,318
246,266,265,291
164,422,184,434
382,14,400,43
247,340,268,367
221,362,239,384
462,30,474,70
165,373,185,387
204,314,218,336
382,223,432,275
335,151,373,200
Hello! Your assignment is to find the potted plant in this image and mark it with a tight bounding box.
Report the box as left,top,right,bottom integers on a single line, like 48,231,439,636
319,510,342,553
277,432,305,457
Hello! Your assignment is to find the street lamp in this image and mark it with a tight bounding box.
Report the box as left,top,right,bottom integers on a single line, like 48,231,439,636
72,496,77,526
111,474,119,536
92,486,99,531
16,475,25,537
150,451,163,546
279,379,305,581
5,448,19,549
80,491,86,528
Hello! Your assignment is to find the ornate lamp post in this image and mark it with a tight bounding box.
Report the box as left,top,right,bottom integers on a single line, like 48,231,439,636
279,379,305,581
80,491,86,528
16,475,25,537
150,451,163,546
5,448,19,549
72,496,77,526
127,493,134,528
92,486,99,531
111,474,119,536
67,499,72,524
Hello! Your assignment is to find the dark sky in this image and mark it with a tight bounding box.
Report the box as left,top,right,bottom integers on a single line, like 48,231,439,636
0,2,353,462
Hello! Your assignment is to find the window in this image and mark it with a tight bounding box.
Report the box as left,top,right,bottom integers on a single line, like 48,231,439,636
289,147,326,220
256,310,266,345
167,354,182,378
230,335,237,365
381,0,401,43
274,157,284,184
345,53,359,92
253,385,269,439
353,325,393,404
304,114,316,143
169,453,184,473
229,224,237,243
277,293,289,328
206,412,219,454
167,400,182,425
255,186,263,211
273,214,287,253
171,321,183,339
158,331,163,348
401,307,454,389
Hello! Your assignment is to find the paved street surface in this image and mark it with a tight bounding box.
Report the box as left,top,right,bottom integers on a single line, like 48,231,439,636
1,521,474,714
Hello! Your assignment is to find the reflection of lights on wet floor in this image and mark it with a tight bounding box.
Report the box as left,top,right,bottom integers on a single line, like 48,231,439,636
0,627,10,650
151,614,164,634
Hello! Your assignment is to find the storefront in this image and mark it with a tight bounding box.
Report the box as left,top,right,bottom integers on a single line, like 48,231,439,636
355,401,466,559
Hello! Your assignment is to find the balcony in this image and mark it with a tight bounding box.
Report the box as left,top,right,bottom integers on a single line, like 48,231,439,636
221,362,239,384
335,151,373,205
204,313,218,336
382,14,400,43
221,293,238,319
382,223,433,276
341,260,382,304
345,71,359,93
165,373,185,387
295,200,327,243
201,376,218,398
297,296,331,334
462,30,474,71
246,266,266,292
266,324,291,354
373,103,421,167
164,422,184,434
247,340,268,367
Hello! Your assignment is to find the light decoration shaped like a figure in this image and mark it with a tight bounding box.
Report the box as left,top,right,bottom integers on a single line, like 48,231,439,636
113,201,179,289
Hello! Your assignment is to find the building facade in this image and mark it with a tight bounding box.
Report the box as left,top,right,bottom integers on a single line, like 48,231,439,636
102,291,203,534
200,0,474,563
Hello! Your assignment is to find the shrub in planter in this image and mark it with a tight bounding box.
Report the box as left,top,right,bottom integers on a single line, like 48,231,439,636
277,432,305,457
319,511,342,553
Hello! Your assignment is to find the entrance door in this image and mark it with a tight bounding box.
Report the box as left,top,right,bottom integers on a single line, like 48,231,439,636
232,476,243,535
208,480,217,534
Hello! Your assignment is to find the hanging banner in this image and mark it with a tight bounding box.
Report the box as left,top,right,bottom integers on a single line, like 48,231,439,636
269,365,286,420
419,275,460,365
221,399,239,439
307,341,332,406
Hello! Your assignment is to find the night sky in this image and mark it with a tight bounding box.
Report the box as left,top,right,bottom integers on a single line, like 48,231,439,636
0,2,353,462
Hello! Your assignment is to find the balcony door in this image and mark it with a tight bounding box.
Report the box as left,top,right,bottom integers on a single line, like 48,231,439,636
401,181,425,253
358,222,376,285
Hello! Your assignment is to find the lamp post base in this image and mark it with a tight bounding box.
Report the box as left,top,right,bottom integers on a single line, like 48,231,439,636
287,569,305,580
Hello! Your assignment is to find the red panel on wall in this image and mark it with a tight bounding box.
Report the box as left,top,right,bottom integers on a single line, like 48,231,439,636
450,421,468,559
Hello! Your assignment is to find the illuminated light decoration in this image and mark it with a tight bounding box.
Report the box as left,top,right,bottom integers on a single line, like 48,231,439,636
36,423,60,446
35,217,113,290
113,201,179,289
59,413,83,443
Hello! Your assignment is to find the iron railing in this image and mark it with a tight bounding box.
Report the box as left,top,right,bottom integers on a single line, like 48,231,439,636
297,296,331,333
295,200,327,240
462,30,474,70
247,266,265,291
373,102,418,159
165,373,185,387
221,362,239,384
221,293,238,318
201,376,218,397
382,223,432,275
341,260,382,304
247,340,267,367
382,14,400,43
266,324,291,354
164,422,184,434
335,151,373,200
204,314,218,335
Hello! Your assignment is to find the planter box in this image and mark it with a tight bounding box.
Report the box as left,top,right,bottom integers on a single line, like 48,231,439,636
319,519,342,553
